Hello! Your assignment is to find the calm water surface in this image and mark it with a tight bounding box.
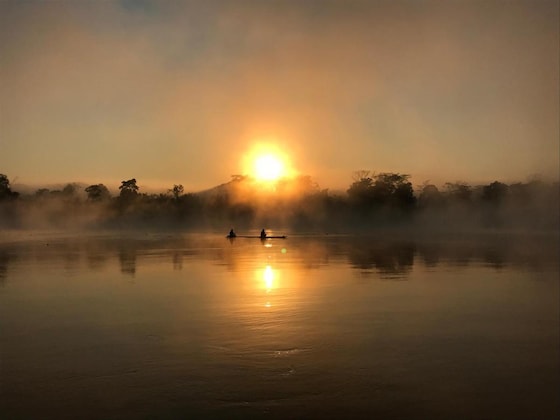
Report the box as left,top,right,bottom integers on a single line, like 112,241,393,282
0,232,558,419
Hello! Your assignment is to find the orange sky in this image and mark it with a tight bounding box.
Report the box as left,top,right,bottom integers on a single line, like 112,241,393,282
1,0,558,192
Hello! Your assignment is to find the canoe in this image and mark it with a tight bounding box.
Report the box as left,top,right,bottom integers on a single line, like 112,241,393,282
226,235,287,239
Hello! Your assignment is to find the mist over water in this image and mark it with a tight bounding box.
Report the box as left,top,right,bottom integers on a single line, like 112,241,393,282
0,232,558,419
1,174,558,235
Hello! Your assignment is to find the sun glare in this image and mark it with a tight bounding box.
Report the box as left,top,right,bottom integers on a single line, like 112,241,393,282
254,154,284,181
242,142,295,183
263,265,275,290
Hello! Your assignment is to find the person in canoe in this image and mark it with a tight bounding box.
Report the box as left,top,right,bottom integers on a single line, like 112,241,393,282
260,229,267,239
227,228,237,238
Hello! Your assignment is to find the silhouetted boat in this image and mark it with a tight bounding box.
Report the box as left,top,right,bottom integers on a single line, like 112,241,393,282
225,235,287,239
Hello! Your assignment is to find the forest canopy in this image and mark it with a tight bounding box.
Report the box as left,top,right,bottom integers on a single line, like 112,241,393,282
0,172,558,233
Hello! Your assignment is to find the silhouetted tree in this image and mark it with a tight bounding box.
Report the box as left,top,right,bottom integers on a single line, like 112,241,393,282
444,182,472,203
348,171,415,209
508,182,530,203
394,182,416,208
85,184,111,201
418,183,443,208
35,188,50,198
0,174,18,200
352,170,372,182
62,183,77,196
482,181,509,204
373,173,415,208
347,170,375,206
168,184,184,200
61,183,82,202
0,174,9,193
119,179,139,200
295,175,320,194
231,175,248,183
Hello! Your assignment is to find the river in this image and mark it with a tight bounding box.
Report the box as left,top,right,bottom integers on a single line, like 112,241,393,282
1,231,558,419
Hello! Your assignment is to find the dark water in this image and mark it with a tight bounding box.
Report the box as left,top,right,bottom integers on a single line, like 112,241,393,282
1,231,558,419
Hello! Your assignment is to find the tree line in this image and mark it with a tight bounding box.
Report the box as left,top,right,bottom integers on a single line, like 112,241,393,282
0,172,558,232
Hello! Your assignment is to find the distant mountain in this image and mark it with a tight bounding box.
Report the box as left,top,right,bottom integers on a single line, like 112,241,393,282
195,174,323,204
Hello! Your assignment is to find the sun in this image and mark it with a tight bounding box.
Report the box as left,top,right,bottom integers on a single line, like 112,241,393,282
254,154,284,181
242,143,294,182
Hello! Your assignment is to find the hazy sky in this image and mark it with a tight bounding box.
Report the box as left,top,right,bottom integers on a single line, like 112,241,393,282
1,0,558,191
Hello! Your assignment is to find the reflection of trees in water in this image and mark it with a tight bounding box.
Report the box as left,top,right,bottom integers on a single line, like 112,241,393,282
86,253,109,271
426,243,476,267
340,235,558,276
215,243,240,272
414,236,559,271
84,242,110,271
119,248,137,276
62,246,81,272
172,252,183,270
481,246,506,269
417,243,441,267
295,240,331,269
347,241,415,278
0,250,11,285
416,241,507,269
0,234,555,282
212,235,558,276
